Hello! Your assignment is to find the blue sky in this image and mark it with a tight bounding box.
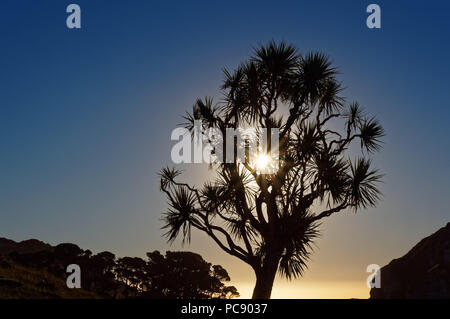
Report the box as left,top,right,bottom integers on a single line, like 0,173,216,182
1,0,450,297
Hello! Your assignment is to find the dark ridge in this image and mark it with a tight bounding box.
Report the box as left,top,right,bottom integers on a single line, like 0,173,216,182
370,222,450,298
0,237,53,255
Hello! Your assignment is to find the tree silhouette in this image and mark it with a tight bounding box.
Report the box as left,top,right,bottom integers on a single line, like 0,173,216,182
5,243,238,299
144,251,239,299
160,41,385,299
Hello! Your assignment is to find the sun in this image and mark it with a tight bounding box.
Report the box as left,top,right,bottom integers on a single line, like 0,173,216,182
255,153,271,171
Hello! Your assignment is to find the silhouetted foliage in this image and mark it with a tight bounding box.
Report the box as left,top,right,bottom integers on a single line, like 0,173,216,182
5,243,238,299
143,251,239,299
160,41,385,298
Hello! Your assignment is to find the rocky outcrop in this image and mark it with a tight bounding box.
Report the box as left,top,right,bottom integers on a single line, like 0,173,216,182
370,222,450,298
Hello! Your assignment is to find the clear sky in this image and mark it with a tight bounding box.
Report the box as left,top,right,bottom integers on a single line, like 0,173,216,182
1,0,449,298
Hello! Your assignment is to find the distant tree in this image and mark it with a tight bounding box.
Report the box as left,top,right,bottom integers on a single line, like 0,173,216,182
85,251,118,296
116,256,147,294
160,41,384,298
144,251,239,299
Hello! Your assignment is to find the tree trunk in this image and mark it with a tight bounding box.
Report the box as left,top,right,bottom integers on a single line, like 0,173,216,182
251,256,279,299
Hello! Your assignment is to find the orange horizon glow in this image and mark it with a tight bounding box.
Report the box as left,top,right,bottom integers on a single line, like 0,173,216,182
233,281,370,299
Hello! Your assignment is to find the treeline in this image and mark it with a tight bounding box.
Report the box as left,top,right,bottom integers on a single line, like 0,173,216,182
7,243,239,299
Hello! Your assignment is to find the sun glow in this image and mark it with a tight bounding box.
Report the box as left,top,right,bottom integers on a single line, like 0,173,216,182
255,153,271,171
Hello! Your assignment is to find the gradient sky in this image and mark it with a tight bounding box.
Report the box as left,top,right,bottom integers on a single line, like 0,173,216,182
1,0,450,298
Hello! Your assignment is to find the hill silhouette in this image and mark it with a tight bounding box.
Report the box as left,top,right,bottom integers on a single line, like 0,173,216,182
370,222,450,298
0,255,97,299
0,238,52,255
0,238,239,299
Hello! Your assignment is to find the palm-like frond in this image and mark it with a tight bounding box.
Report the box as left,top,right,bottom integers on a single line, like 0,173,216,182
221,65,248,123
159,166,182,190
313,152,349,203
298,52,338,103
216,165,255,197
162,186,198,244
253,40,299,77
183,97,217,131
222,65,245,91
358,117,385,153
226,218,257,242
201,182,225,211
278,215,319,279
294,123,321,161
318,79,345,114
345,102,364,130
348,157,383,210
242,61,263,123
